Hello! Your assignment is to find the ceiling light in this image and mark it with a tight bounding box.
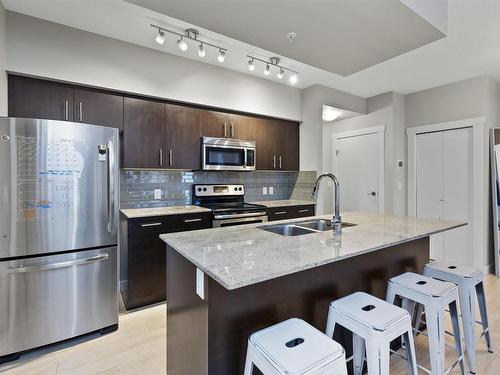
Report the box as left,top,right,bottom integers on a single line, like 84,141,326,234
277,68,285,79
322,107,342,122
177,37,188,52
217,49,226,63
289,73,298,85
264,64,270,76
248,59,255,71
198,43,206,57
155,30,166,45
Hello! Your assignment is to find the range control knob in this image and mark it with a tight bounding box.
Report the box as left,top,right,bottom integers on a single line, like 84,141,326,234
239,187,243,191
197,187,202,192
203,187,207,192
234,187,238,191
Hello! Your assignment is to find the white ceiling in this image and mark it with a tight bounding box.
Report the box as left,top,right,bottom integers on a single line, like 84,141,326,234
3,0,500,98
125,0,445,76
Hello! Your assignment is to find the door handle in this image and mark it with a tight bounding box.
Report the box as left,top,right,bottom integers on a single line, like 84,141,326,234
64,100,69,121
223,122,227,137
184,218,203,223
279,155,282,169
159,149,163,167
273,155,276,169
141,222,163,227
274,211,287,215
78,102,83,122
8,254,109,274
169,149,173,167
230,123,235,138
107,140,116,233
366,192,376,196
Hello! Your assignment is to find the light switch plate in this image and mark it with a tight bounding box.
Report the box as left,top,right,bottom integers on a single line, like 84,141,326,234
262,187,268,195
154,189,162,199
269,186,274,195
196,268,205,300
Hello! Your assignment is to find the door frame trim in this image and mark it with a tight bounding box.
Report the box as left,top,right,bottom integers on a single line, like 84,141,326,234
407,117,487,271
331,125,386,213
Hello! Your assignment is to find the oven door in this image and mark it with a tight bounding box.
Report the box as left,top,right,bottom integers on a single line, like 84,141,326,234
213,214,268,228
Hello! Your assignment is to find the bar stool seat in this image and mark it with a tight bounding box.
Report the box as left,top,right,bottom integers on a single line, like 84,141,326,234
244,318,347,375
423,261,493,374
326,292,418,375
387,272,465,375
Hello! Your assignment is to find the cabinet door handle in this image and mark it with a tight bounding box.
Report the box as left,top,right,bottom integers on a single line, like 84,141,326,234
169,149,173,167
159,148,163,167
273,155,276,169
141,222,162,227
223,122,227,137
298,209,309,213
78,102,83,122
184,218,203,223
230,123,235,138
274,211,287,215
279,155,282,169
64,100,69,121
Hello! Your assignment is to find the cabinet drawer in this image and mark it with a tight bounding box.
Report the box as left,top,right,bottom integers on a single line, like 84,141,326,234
292,205,316,218
171,212,212,232
129,216,170,234
267,205,316,221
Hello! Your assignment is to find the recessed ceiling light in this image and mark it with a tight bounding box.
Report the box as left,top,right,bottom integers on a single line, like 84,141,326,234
287,32,297,42
155,30,166,45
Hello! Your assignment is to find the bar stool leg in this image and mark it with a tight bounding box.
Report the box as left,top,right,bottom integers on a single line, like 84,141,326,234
426,305,446,375
449,300,465,375
402,328,418,375
414,303,425,336
365,340,389,375
243,346,255,375
352,333,365,375
325,309,336,339
459,286,477,373
476,282,493,353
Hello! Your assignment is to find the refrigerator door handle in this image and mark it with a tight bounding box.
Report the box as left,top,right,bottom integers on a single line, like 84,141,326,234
8,254,109,274
107,139,116,233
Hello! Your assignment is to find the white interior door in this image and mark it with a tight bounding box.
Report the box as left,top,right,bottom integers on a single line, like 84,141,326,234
335,132,382,213
415,127,473,264
416,132,444,260
442,128,473,265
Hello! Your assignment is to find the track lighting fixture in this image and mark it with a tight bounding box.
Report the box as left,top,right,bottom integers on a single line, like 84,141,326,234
155,30,166,45
246,55,298,85
248,59,255,71
217,49,226,63
198,43,206,57
151,24,227,63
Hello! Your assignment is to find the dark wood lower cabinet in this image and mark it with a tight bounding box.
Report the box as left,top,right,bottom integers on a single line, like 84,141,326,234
121,212,211,310
267,204,316,221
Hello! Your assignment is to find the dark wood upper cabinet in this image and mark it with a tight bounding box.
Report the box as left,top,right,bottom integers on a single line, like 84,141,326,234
227,113,254,140
73,88,124,130
200,110,228,138
166,104,202,170
8,75,74,121
123,97,166,169
275,120,300,171
254,117,278,170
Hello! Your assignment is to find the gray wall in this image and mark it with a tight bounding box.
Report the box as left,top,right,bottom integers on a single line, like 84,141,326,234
120,170,316,208
5,11,301,121
0,3,6,116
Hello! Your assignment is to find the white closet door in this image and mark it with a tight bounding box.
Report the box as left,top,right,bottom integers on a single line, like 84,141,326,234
416,132,444,260
443,128,473,265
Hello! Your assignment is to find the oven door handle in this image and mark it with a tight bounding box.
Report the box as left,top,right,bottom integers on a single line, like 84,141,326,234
213,211,267,220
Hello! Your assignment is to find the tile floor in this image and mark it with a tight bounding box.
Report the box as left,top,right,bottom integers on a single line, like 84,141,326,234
2,274,500,374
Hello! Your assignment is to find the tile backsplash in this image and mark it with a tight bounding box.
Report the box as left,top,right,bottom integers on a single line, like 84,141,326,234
120,170,317,208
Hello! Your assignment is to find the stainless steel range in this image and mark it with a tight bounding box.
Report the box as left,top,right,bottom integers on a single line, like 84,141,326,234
193,184,267,227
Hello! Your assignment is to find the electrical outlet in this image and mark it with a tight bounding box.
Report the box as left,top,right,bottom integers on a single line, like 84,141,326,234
262,187,268,195
269,186,274,195
154,189,162,199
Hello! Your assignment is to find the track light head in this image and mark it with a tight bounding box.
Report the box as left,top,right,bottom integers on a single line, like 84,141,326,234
289,73,298,85
217,49,226,63
248,59,255,71
177,37,188,52
198,43,206,57
155,30,166,45
277,68,285,79
264,64,270,76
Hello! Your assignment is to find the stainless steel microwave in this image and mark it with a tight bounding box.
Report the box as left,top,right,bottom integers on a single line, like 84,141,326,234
202,137,256,171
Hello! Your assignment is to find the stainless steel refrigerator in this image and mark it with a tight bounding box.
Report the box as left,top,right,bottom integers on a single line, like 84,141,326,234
0,118,119,362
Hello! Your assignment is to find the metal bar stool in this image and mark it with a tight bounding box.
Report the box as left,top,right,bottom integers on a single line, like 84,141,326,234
386,272,465,375
244,318,348,375
422,261,493,374
326,292,418,374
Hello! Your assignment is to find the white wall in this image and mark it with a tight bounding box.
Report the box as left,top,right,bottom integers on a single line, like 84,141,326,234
0,3,7,116
5,11,301,121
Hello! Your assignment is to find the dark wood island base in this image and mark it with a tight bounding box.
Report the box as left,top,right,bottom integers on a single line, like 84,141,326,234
166,237,429,375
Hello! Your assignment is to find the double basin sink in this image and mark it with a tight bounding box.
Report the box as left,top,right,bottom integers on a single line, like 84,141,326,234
259,219,356,236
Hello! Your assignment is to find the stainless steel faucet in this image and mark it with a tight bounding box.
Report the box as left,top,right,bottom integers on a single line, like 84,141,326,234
311,173,342,235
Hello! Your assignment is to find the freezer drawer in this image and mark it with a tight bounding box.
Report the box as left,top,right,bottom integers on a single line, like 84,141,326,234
0,247,118,357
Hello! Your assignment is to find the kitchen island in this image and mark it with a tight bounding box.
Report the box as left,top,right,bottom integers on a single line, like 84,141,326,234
161,212,464,375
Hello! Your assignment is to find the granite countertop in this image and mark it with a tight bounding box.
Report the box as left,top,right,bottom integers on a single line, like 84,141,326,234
120,205,211,219
161,212,465,290
251,199,316,207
